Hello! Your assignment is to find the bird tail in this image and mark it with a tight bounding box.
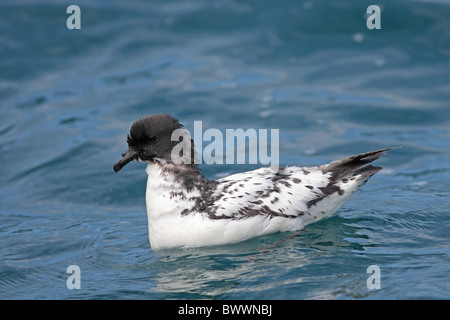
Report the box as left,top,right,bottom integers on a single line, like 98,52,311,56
304,148,397,223
322,148,397,182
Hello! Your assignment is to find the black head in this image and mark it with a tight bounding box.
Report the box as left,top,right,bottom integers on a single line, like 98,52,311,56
113,114,193,173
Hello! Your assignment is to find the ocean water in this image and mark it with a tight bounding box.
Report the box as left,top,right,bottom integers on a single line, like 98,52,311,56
1,0,449,300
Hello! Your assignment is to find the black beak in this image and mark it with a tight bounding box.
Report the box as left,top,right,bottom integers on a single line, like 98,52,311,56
113,148,138,173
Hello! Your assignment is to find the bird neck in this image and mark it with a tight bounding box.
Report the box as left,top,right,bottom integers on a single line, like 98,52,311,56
145,160,213,220
148,158,206,185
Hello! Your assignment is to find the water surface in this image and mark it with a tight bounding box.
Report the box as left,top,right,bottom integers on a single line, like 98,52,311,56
1,0,449,299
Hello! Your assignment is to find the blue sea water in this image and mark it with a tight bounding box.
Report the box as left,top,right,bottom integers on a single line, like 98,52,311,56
1,0,450,300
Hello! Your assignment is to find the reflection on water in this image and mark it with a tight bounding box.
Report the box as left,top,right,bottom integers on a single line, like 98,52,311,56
149,220,366,299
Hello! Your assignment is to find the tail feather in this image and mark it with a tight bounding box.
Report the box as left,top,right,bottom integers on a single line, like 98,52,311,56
352,164,383,179
322,148,396,181
305,148,396,218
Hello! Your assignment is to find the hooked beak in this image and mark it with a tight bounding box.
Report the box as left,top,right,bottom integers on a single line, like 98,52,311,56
113,148,138,173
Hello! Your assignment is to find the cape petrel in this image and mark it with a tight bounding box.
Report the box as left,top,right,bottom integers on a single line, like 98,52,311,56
114,113,393,250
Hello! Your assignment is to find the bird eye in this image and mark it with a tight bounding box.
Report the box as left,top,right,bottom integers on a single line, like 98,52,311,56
148,135,157,142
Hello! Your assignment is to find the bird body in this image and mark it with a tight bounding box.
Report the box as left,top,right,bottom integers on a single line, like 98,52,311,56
114,114,392,250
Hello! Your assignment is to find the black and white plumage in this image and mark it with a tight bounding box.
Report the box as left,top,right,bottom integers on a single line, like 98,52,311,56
114,113,393,250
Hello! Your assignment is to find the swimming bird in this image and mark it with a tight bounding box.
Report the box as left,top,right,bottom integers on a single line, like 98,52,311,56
114,113,393,250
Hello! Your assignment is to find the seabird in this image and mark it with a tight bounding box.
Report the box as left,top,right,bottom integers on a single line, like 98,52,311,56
114,113,393,250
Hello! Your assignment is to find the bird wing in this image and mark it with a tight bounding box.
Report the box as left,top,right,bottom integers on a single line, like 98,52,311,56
206,148,392,221
207,166,331,220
